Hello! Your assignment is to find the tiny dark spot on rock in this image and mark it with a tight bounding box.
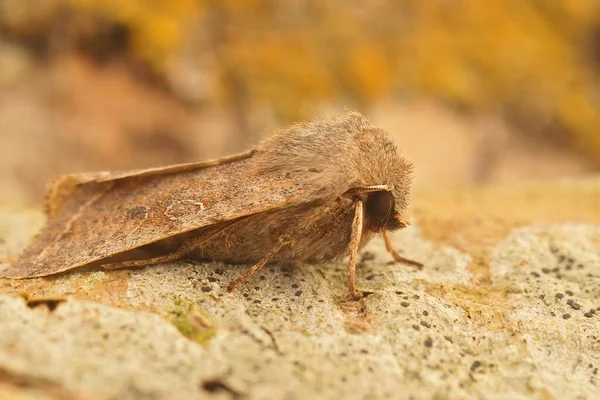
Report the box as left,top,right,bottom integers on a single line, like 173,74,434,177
25,298,65,312
552,267,559,273
401,302,410,307
424,337,433,347
578,264,585,269
207,277,218,282
550,312,556,316
420,320,431,328
584,312,594,318
470,361,481,371
281,267,289,273
566,299,581,310
542,268,551,274
562,313,571,320
360,349,368,354
365,274,374,281
567,257,575,264
423,310,429,316
558,255,566,263
254,286,261,291
215,269,224,275
555,293,564,299
444,336,453,343
413,294,420,299
412,324,420,331
361,251,376,261
292,283,299,289
539,294,545,299
565,290,574,296
243,292,249,297
386,261,395,266
295,291,303,296
259,275,266,280
253,299,261,304
566,265,572,270
202,380,240,395
201,286,212,292
531,272,540,278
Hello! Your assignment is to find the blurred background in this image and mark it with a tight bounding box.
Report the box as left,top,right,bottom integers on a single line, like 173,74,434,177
1,0,599,207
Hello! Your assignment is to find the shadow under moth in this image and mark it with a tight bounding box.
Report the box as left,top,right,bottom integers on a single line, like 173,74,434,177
1,111,422,299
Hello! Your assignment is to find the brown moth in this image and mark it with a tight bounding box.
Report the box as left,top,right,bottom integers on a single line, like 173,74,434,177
1,111,421,299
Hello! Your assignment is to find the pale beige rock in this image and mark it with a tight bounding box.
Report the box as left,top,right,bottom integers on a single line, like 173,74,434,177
0,179,599,399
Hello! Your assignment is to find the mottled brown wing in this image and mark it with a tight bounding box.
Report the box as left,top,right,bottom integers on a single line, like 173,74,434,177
2,151,324,278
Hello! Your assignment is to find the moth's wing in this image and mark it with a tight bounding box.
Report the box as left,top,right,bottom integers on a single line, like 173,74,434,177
44,151,255,218
2,150,326,278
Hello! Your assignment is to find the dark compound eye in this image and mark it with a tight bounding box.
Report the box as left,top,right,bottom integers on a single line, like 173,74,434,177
366,191,394,224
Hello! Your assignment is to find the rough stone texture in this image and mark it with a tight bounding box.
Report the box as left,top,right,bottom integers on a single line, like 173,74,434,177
0,178,599,399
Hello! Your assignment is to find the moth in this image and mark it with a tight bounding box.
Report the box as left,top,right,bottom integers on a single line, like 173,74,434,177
1,112,421,299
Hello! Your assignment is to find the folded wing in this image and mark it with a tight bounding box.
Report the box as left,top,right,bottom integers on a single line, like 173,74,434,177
2,151,323,278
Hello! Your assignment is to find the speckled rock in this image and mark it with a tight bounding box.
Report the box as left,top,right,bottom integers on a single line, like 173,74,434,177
0,178,599,399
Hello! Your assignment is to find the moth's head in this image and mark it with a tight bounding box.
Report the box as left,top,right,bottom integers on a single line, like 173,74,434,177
353,128,414,232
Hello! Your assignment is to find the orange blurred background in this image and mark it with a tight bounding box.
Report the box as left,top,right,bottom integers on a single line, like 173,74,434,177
0,0,598,207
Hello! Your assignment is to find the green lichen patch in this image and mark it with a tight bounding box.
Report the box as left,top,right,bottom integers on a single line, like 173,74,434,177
164,297,217,346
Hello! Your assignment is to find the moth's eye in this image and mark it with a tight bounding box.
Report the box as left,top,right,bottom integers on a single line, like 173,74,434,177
366,191,394,224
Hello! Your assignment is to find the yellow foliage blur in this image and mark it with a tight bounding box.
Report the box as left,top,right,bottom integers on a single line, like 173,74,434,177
68,0,202,68
5,0,600,160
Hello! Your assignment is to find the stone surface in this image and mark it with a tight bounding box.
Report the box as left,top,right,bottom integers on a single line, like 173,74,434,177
0,178,599,399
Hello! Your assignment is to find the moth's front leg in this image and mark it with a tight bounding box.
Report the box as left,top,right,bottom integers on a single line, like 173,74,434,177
346,199,364,300
382,230,423,269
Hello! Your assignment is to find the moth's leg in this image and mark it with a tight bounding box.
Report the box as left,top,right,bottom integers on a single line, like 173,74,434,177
227,240,287,292
100,235,210,270
101,220,243,271
346,199,364,300
382,230,423,269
